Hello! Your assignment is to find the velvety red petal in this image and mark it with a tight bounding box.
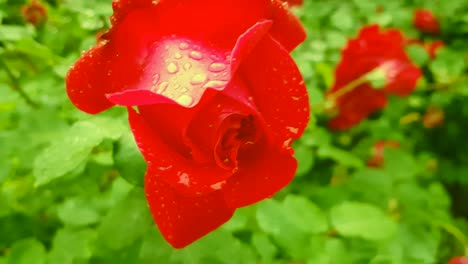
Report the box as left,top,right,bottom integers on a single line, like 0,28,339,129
66,43,113,114
128,107,233,196
270,0,307,51
239,35,309,148
145,171,234,248
328,86,387,130
107,21,273,108
222,144,297,208
110,0,272,50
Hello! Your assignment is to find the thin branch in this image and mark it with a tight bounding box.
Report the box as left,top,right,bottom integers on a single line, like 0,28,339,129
0,57,40,109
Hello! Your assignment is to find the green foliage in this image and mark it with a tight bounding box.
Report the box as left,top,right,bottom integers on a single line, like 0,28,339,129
1,0,467,263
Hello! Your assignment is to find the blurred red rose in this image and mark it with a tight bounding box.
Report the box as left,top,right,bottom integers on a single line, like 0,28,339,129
449,257,468,264
66,0,308,248
21,0,47,26
326,25,422,130
413,9,440,34
367,141,400,167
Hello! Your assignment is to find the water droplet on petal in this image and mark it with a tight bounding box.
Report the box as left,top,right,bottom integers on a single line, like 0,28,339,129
203,80,228,89
286,126,299,134
183,63,192,71
179,42,189,50
189,51,203,60
167,62,179,74
209,62,227,72
152,73,160,85
176,94,194,106
177,172,190,186
190,73,207,85
174,52,182,59
157,82,169,93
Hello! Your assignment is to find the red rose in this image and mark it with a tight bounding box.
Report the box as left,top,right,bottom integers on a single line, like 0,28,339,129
66,0,308,248
21,0,47,26
367,141,399,167
413,9,440,35
326,25,422,130
449,257,468,264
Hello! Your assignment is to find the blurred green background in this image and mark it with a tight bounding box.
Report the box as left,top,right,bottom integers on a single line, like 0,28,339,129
0,0,467,263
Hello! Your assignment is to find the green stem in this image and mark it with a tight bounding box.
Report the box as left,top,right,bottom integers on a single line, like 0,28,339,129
435,221,468,254
0,58,40,109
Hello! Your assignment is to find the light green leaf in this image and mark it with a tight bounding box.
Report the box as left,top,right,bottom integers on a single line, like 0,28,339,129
252,233,277,264
7,238,46,264
57,198,100,226
97,188,152,250
48,228,95,264
330,202,397,241
282,195,328,234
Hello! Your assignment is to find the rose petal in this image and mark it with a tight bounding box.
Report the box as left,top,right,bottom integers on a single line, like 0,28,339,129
110,0,272,50
270,0,307,51
145,171,234,248
239,35,309,148
222,144,297,208
328,85,387,130
107,21,273,108
128,107,233,196
66,43,114,114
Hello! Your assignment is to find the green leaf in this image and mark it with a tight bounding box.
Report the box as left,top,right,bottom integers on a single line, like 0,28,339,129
48,228,95,264
429,49,465,83
282,195,328,234
318,146,365,168
0,25,34,41
57,197,100,227
7,238,46,264
114,131,146,187
33,121,105,186
97,188,152,250
294,144,315,177
330,201,397,241
405,45,429,67
252,233,277,264
33,117,125,186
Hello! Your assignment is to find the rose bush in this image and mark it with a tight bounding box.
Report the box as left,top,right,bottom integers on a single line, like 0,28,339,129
326,25,422,130
66,0,309,248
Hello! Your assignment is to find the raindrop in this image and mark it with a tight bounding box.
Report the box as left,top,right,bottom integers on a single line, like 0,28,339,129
176,94,194,106
152,73,160,85
209,62,227,72
174,52,182,59
203,80,228,89
190,73,207,85
157,82,169,93
179,42,189,50
183,63,192,71
167,62,179,74
286,126,299,134
189,51,203,60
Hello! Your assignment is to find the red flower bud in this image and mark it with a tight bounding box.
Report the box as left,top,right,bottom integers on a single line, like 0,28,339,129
21,0,47,26
423,105,445,128
367,141,400,167
413,9,440,35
